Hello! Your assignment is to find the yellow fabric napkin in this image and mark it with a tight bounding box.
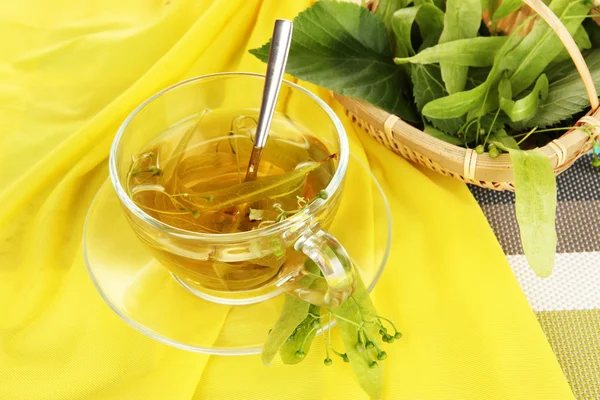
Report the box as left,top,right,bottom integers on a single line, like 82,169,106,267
0,1,575,399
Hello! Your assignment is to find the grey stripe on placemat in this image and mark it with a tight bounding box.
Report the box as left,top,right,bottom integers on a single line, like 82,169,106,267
469,185,515,205
479,201,600,255
555,154,600,202
470,153,600,205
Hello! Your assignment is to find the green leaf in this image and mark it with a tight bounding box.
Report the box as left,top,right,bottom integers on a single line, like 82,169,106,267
457,69,510,139
512,50,600,129
422,34,522,119
395,36,507,66
262,294,311,366
423,0,591,119
280,304,321,365
466,111,510,140
415,0,445,9
552,26,592,64
422,0,446,10
331,277,384,400
376,0,410,24
391,4,445,57
438,0,482,93
509,148,557,277
492,0,523,21
489,128,519,150
499,74,549,122
412,64,465,133
249,1,418,122
583,18,600,48
482,0,501,19
262,260,321,365
376,0,412,51
422,80,492,119
466,66,494,88
391,8,419,57
473,0,590,118
424,125,465,144
507,0,593,97
573,25,592,51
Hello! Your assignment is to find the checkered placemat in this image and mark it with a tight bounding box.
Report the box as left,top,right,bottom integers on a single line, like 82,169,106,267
469,154,600,400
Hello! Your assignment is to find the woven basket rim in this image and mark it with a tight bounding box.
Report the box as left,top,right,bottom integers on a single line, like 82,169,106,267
334,94,598,190
340,96,597,168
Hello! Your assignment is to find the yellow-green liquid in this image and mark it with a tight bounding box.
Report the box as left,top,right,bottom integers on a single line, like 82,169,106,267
126,108,335,291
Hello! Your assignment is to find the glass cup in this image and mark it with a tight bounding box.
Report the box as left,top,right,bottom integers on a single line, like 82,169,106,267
109,73,354,307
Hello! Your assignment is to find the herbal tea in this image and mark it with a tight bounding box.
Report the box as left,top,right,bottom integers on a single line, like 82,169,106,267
126,108,336,291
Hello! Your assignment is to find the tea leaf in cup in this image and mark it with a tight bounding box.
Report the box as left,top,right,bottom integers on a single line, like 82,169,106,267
182,153,337,212
248,208,264,221
209,261,281,291
252,252,285,270
262,117,312,171
160,109,211,187
226,114,312,173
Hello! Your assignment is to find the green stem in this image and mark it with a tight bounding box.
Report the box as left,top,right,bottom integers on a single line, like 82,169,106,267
562,14,600,20
299,324,321,353
329,344,346,359
350,296,366,321
325,314,332,359
363,311,400,335
334,314,364,330
483,108,502,147
171,193,214,201
308,312,330,320
582,127,600,147
490,141,511,152
461,119,479,145
274,191,328,222
511,125,600,139
516,127,538,146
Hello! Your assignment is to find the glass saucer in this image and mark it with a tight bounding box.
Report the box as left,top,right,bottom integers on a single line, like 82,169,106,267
83,154,391,356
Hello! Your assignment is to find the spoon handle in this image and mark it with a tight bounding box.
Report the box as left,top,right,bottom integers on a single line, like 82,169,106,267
245,19,293,181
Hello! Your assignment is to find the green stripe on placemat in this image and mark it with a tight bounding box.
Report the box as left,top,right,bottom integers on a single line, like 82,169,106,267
536,310,600,400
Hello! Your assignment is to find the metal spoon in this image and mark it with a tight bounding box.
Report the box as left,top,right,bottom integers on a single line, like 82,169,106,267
244,19,293,181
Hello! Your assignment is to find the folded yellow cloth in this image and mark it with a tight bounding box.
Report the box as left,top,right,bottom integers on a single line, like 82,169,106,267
0,1,574,399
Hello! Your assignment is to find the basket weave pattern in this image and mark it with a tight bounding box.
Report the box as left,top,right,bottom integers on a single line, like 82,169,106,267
341,0,600,191
343,104,491,187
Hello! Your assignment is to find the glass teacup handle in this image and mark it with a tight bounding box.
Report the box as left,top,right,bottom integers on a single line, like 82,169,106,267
288,224,356,308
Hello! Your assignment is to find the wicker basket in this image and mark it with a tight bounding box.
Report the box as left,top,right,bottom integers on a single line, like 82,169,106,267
338,0,600,191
